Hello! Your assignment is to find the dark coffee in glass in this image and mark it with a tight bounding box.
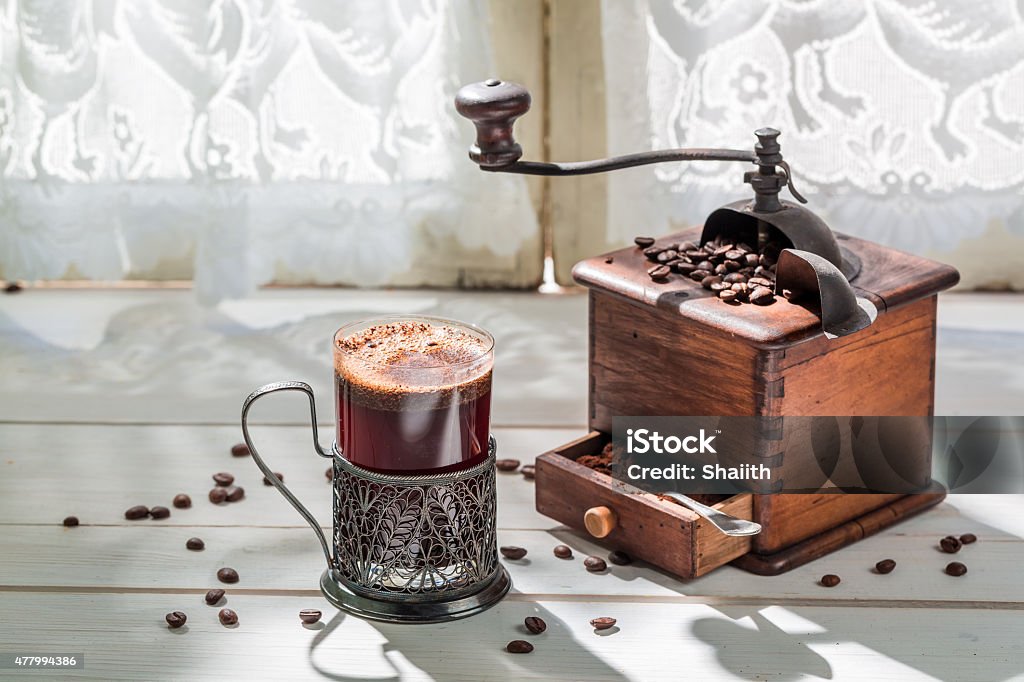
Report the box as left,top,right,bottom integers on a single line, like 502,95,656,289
334,317,493,474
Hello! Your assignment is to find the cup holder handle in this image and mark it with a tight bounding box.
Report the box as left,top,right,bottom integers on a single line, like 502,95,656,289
241,381,334,569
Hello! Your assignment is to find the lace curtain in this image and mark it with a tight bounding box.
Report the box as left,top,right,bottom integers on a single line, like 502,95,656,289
0,0,540,301
601,0,1024,289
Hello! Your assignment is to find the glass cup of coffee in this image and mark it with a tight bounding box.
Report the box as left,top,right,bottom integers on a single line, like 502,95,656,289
333,315,494,474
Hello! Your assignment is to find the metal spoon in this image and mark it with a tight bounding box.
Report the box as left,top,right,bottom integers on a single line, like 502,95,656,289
660,492,762,536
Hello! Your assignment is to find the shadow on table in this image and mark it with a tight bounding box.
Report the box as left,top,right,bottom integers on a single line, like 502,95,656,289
548,503,1024,681
306,595,627,681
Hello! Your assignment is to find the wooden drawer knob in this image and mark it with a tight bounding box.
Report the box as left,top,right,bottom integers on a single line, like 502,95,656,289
584,506,617,538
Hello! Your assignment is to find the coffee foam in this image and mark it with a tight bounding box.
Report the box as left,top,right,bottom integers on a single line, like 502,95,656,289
335,321,492,409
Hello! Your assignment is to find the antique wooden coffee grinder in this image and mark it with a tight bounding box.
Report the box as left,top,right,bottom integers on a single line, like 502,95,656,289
455,79,960,576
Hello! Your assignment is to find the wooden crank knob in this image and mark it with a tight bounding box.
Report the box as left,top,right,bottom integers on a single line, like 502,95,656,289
454,79,531,168
584,506,618,538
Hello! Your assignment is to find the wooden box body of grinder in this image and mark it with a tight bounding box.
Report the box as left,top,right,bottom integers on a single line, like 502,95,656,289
535,227,960,577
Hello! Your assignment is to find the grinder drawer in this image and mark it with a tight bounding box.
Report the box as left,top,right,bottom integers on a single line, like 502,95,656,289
535,431,754,579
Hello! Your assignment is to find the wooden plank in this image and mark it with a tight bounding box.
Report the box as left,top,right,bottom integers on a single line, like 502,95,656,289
3,521,1022,605
0,289,589,427
0,424,575,529
0,593,1021,681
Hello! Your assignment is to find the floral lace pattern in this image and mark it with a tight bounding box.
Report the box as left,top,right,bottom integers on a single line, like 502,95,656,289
602,0,1024,286
0,1,538,301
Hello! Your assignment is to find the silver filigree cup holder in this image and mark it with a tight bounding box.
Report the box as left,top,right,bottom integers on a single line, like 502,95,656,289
240,381,511,624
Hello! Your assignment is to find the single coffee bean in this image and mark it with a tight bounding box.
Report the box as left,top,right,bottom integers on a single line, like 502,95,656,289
712,244,734,257
723,249,744,261
634,236,655,248
325,466,334,482
149,506,171,520
521,465,536,480
186,537,205,551
875,559,896,574
608,550,632,566
584,556,607,572
820,574,841,587
723,272,747,284
225,486,245,502
656,249,679,263
230,443,250,457
205,589,225,606
940,536,961,553
299,609,322,624
506,640,533,654
218,608,238,626
496,459,521,472
673,261,697,275
719,289,738,302
647,265,670,281
553,545,573,559
689,269,711,281
731,282,749,294
710,281,731,292
524,616,547,634
696,260,714,272
713,263,729,276
62,516,79,527
945,561,968,577
590,617,617,630
500,546,528,560
605,257,614,264
262,473,284,486
125,505,149,520
678,241,697,252
212,472,235,487
701,275,722,290
165,611,187,629
748,276,773,288
749,287,775,306
642,246,664,261
217,567,239,584
209,488,228,504
4,282,22,293
745,253,760,266
172,494,192,509
723,259,742,272
960,533,977,545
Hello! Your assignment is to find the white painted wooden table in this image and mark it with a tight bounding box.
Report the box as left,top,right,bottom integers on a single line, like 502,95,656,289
1,289,1023,681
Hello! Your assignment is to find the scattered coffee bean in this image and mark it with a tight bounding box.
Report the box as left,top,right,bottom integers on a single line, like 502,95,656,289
230,443,250,457
172,494,192,509
325,466,334,482
820,574,841,587
959,533,977,545
710,281,731,292
165,611,187,629
590,617,617,630
500,546,528,560
4,282,22,294
875,559,896,574
62,516,79,528
205,589,225,606
719,290,738,302
218,608,238,626
608,550,632,566
149,506,170,520
745,253,760,266
186,537,205,551
648,265,670,281
696,260,714,272
945,561,968,577
506,640,533,654
217,567,239,584
723,272,747,284
521,465,535,480
262,473,284,486
634,236,655,248
225,486,245,502
701,275,722,290
496,459,521,472
748,276,773,288
125,505,149,520
689,269,711,282
212,472,235,487
940,536,961,554
299,609,322,624
605,257,614,264
674,261,697,275
553,545,573,559
584,556,607,572
713,263,729,275
656,249,679,263
524,616,547,634
749,286,775,305
209,488,228,504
